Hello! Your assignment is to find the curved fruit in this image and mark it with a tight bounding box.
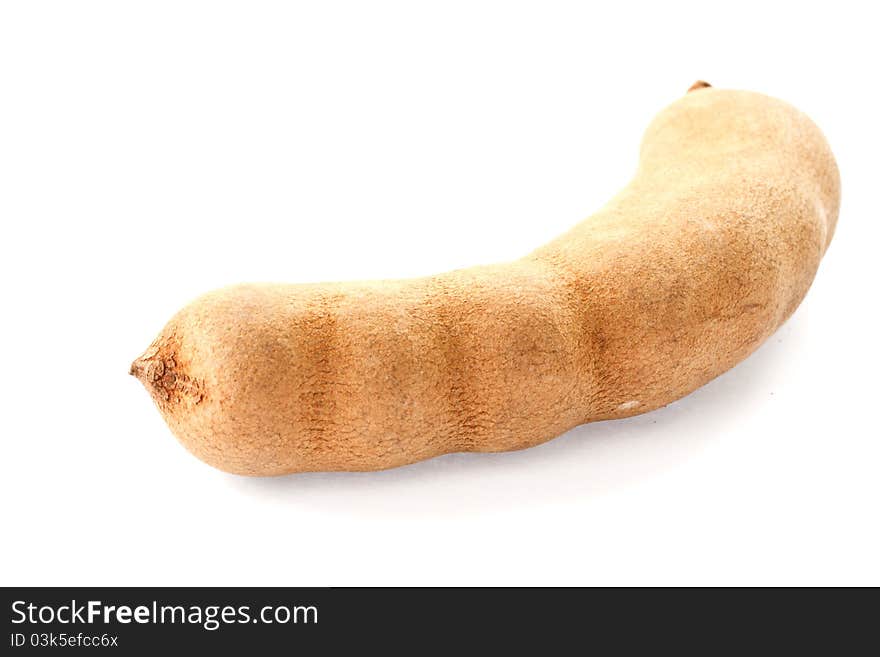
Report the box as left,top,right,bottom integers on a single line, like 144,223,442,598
131,82,840,475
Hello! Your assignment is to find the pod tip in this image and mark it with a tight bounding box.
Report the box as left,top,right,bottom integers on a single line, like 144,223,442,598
129,358,144,380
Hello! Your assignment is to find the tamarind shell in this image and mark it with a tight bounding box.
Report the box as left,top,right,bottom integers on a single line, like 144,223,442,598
132,83,840,475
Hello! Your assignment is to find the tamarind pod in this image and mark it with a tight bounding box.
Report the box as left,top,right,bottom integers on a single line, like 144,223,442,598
131,83,839,475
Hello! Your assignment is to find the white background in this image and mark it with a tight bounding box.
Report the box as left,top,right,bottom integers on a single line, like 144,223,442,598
1,1,877,586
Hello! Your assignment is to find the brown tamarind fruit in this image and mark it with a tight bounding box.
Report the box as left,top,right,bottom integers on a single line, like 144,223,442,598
131,82,840,476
